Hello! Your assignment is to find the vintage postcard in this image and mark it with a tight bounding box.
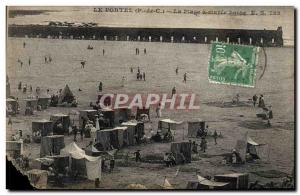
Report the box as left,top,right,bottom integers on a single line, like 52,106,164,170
6,6,295,190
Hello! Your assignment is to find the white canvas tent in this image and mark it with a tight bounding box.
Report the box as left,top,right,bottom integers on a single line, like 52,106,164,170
158,118,183,135
235,133,269,162
60,142,101,180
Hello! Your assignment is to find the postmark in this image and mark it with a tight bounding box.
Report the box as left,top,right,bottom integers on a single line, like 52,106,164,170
208,42,260,87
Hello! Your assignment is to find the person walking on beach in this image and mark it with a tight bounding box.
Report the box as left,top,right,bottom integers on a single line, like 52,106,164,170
98,82,103,92
172,86,176,97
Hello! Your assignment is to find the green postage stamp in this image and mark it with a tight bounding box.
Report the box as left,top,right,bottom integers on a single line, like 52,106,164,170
208,42,260,87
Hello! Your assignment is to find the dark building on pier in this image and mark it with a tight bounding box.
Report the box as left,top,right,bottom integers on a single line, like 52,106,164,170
8,25,283,47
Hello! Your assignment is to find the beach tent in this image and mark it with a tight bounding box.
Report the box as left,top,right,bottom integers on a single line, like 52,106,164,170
79,109,98,127
101,108,115,128
6,98,18,116
50,113,71,135
40,135,65,157
37,96,51,110
85,144,104,157
187,119,205,137
186,175,230,189
32,119,53,143
158,119,183,135
114,106,131,125
170,141,191,164
214,173,249,190
235,133,269,162
60,142,102,180
58,84,75,104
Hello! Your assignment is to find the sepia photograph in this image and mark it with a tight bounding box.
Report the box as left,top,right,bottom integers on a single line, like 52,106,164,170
5,6,295,190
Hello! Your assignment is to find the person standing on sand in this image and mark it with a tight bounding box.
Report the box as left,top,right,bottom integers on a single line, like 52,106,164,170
156,103,162,118
81,61,86,69
103,49,105,56
200,137,207,153
121,76,126,87
213,130,218,145
144,48,147,54
134,150,142,162
130,67,133,73
253,94,258,107
175,67,179,75
143,72,146,81
183,72,187,83
28,57,31,66
98,82,103,92
73,125,78,142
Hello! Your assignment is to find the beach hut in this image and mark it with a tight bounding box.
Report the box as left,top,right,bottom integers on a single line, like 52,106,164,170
79,109,98,127
40,135,65,157
101,108,115,128
114,126,128,148
32,119,53,143
187,119,205,137
214,173,249,190
27,169,48,189
6,140,23,159
158,119,183,135
37,97,51,110
121,121,137,146
114,107,131,125
6,98,18,116
121,121,144,145
95,128,120,150
170,141,191,164
50,113,70,135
